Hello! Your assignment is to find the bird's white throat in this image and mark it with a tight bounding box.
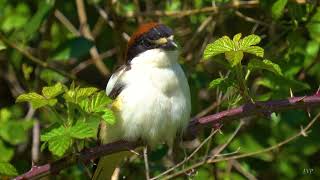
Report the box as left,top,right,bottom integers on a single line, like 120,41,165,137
130,49,179,68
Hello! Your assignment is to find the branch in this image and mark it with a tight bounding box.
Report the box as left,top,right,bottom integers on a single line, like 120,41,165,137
125,0,259,18
163,111,320,179
75,0,110,76
14,94,320,179
0,33,77,81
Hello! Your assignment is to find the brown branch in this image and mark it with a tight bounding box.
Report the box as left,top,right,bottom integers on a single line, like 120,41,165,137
0,33,77,81
14,94,320,179
75,0,110,76
125,0,259,18
164,112,320,179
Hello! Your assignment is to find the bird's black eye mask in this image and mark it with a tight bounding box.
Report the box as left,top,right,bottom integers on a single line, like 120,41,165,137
126,25,176,62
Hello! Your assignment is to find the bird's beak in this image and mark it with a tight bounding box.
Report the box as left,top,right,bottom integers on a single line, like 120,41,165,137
165,39,178,50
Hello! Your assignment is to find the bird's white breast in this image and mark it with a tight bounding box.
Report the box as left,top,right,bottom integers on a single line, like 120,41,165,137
105,49,191,146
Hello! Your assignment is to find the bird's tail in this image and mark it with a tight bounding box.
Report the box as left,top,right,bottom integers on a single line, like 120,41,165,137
92,151,129,180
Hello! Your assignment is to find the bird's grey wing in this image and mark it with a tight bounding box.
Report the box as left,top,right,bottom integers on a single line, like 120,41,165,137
106,65,130,99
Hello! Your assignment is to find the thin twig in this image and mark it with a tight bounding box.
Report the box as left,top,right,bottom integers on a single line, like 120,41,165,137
162,121,244,179
14,94,320,179
75,0,110,76
0,33,77,81
234,10,269,26
151,128,220,180
54,10,80,35
71,48,117,75
125,1,259,18
208,121,244,161
32,119,40,165
143,147,150,180
94,5,130,41
163,112,320,179
230,159,257,180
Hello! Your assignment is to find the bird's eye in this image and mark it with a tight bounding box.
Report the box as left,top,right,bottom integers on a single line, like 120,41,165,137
142,39,152,48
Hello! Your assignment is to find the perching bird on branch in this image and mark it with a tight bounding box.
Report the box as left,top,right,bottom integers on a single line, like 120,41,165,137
93,22,191,180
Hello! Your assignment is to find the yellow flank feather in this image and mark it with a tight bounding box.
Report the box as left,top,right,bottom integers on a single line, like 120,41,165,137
111,97,122,112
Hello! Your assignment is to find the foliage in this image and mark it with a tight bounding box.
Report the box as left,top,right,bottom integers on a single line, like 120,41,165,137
0,0,320,179
15,83,115,157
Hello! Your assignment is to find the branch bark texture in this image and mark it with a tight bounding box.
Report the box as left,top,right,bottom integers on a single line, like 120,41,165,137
14,95,320,180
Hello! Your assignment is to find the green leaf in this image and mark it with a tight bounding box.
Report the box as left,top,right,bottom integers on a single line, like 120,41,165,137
225,51,243,67
0,40,6,51
77,87,99,99
271,0,288,20
42,82,64,98
64,87,99,103
41,126,72,157
48,135,72,157
248,59,282,76
209,76,235,91
40,69,66,84
0,140,14,162
50,37,94,61
41,126,66,141
239,34,261,49
233,33,242,42
15,1,54,41
0,120,33,145
0,162,18,176
209,77,225,89
0,108,11,122
69,121,96,139
102,109,116,125
203,36,234,59
80,91,112,113
16,92,57,109
307,7,320,42
242,46,264,57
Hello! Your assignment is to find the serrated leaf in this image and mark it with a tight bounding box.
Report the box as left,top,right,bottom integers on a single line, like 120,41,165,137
102,109,116,125
209,77,225,89
42,82,64,98
48,135,72,157
225,51,243,67
80,91,112,113
16,92,55,109
41,126,66,141
239,34,261,48
64,87,99,103
203,36,234,59
50,37,94,61
209,76,235,92
41,126,72,157
271,0,288,20
233,33,242,42
0,162,18,176
248,59,282,76
79,87,98,97
69,121,96,139
242,46,264,57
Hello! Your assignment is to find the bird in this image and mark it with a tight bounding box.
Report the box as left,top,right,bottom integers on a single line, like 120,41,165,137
92,22,191,180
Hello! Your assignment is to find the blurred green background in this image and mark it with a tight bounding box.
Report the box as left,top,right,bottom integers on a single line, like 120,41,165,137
1,0,320,179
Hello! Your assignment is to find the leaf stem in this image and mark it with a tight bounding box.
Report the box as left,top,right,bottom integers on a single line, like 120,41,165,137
235,64,252,103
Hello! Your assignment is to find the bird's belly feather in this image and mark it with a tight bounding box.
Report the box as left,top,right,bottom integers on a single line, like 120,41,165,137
105,64,190,146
